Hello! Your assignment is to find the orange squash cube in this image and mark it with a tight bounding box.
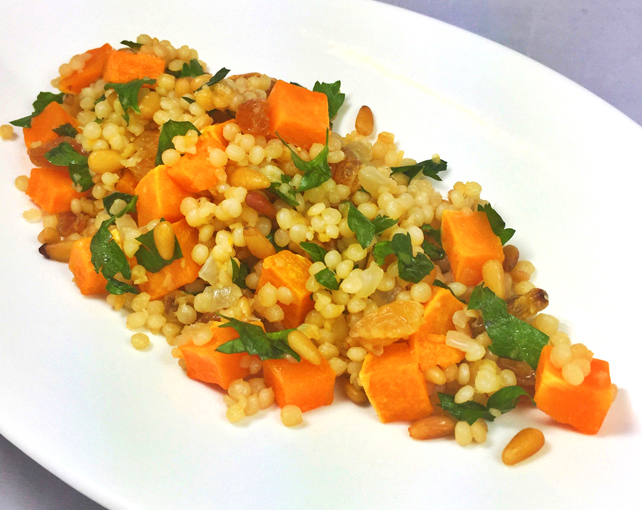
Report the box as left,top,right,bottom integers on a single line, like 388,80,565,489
134,165,195,227
263,356,335,412
179,321,258,390
360,342,434,423
267,80,329,150
534,345,613,435
257,250,314,329
441,209,504,286
23,102,80,149
26,166,87,214
68,237,108,296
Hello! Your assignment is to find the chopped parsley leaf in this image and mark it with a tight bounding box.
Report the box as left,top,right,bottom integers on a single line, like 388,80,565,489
477,203,515,245
468,284,549,369
44,142,93,192
313,80,345,126
52,123,78,137
105,78,156,123
10,91,65,128
135,223,183,273
300,242,328,263
155,120,201,165
373,233,434,284
314,267,340,290
216,315,300,361
439,386,532,425
391,156,447,181
231,258,250,289
280,131,331,192
120,40,142,50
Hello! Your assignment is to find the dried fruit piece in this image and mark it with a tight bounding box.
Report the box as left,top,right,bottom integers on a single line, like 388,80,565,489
236,98,270,136
507,288,549,320
349,300,424,354
331,146,361,193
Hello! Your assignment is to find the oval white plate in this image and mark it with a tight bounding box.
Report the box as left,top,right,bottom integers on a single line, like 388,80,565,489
1,1,641,509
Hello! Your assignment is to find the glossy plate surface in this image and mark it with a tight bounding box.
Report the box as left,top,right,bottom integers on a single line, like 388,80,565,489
0,1,640,508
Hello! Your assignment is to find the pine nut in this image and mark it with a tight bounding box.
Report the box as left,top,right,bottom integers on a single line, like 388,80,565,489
245,191,277,218
287,330,322,365
228,167,271,190
244,226,276,259
153,220,176,260
39,240,75,262
502,244,519,272
408,415,456,440
502,428,545,465
37,227,61,245
88,149,124,174
344,380,368,404
482,259,505,298
355,105,374,136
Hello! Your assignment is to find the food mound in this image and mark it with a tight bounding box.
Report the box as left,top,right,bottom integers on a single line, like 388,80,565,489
5,35,616,464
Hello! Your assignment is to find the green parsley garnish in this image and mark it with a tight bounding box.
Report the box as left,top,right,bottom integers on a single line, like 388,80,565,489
420,224,445,260
105,78,156,123
300,242,328,263
347,202,396,249
468,284,549,369
44,142,93,192
196,67,230,91
89,193,139,294
52,123,78,137
314,267,340,290
438,385,532,425
102,192,138,217
432,280,465,303
280,131,331,192
269,174,299,206
216,315,300,361
120,40,142,50
90,193,139,295
372,233,434,284
155,120,201,166
312,80,345,127
10,91,65,128
180,59,205,78
231,258,250,289
266,230,285,253
391,156,447,181
134,222,183,273
477,203,515,245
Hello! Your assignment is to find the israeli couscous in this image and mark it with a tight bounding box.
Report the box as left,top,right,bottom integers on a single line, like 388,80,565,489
7,35,616,465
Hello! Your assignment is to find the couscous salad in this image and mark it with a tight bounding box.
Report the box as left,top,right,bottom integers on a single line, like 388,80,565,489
4,35,616,465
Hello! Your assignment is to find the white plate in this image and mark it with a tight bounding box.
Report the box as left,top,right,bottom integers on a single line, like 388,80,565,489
1,1,641,509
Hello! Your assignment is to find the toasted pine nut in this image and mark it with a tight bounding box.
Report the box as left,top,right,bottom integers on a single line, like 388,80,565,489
287,330,321,365
408,414,456,440
502,427,545,466
344,380,368,404
244,226,276,259
88,149,124,174
228,167,271,190
245,191,277,218
39,240,75,262
153,220,176,260
355,105,374,136
482,259,505,298
38,227,61,245
502,244,519,272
